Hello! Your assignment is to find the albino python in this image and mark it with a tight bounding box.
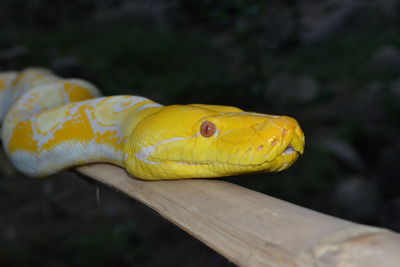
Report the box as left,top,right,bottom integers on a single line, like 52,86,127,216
0,68,304,180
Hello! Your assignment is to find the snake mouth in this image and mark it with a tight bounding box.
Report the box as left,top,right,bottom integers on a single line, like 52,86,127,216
282,145,296,155
280,127,304,157
174,146,300,167
171,137,303,168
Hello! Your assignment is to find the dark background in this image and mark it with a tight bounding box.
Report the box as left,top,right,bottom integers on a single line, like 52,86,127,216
1,0,400,266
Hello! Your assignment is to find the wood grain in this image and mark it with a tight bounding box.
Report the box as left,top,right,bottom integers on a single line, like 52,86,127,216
77,164,400,267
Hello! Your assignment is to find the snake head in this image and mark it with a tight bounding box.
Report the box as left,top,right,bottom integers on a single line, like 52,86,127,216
125,104,305,180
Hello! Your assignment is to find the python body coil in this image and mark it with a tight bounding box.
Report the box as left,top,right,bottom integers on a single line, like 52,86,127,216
0,68,304,180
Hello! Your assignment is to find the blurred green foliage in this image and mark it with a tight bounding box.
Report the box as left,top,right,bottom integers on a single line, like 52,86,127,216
1,222,150,266
2,24,234,99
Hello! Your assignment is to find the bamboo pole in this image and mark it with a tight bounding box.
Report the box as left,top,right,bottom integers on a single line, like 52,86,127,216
77,164,400,267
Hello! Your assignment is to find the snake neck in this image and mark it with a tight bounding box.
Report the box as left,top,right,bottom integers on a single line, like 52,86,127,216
1,70,163,176
92,96,164,167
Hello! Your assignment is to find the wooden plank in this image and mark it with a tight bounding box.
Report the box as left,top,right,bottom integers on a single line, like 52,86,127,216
77,164,400,267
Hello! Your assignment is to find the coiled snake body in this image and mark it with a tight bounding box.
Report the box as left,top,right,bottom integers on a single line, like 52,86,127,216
0,68,304,180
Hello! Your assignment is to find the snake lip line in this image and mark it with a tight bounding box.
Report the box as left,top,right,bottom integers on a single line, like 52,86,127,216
152,152,299,167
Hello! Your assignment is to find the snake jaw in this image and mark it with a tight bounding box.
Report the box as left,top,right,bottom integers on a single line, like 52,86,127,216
165,133,304,170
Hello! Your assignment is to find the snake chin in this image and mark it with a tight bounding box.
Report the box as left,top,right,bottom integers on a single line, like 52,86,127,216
178,161,210,166
172,154,298,168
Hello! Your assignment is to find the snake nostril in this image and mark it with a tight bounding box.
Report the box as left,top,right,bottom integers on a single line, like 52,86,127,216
257,145,264,151
282,129,287,137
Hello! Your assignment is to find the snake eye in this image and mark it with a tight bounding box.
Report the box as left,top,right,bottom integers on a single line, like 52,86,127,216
200,121,216,137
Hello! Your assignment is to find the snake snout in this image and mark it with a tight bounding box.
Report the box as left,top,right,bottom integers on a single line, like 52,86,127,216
255,116,304,162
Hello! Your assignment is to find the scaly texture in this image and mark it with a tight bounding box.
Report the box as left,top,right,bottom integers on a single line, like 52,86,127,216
0,68,305,180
